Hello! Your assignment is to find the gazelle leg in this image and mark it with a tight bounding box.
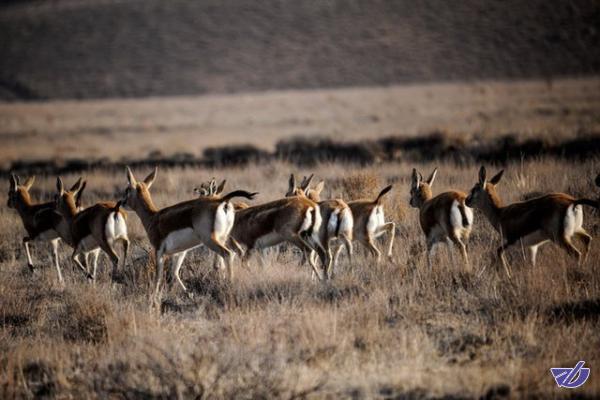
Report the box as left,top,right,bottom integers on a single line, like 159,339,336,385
99,241,120,281
71,249,93,280
378,222,396,259
171,251,188,292
91,248,101,281
496,241,515,278
50,239,63,284
292,237,324,280
574,230,592,265
154,249,166,303
342,234,353,264
426,239,438,269
449,234,469,268
364,236,382,264
206,236,234,280
121,238,130,269
333,243,345,267
23,237,34,271
528,245,539,268
557,235,582,266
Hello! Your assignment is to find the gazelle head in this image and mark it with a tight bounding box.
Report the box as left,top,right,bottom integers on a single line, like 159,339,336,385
465,166,504,209
7,174,35,209
409,168,437,208
194,178,226,198
286,173,323,202
123,166,157,211
55,177,86,217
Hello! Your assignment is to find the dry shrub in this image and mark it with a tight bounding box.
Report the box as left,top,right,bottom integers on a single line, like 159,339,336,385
339,171,381,200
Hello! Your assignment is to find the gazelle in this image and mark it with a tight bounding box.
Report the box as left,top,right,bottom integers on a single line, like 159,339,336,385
195,177,329,279
409,168,473,268
286,174,353,278
334,184,395,264
194,178,250,210
7,174,64,280
465,166,596,276
54,177,129,282
123,167,256,299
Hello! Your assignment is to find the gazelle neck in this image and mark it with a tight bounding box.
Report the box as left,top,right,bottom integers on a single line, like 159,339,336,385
481,192,504,232
132,193,159,234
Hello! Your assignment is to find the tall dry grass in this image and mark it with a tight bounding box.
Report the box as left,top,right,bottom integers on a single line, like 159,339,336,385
1,158,599,398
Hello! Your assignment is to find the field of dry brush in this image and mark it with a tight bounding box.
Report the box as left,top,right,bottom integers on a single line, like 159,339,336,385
1,79,599,398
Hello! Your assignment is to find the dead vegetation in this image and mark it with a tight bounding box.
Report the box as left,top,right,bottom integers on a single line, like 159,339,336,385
1,158,599,398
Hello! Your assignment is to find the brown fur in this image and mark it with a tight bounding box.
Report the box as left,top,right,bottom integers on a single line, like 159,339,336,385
7,174,64,277
466,166,594,274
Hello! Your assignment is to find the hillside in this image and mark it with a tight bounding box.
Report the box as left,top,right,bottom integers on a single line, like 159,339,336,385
0,0,599,100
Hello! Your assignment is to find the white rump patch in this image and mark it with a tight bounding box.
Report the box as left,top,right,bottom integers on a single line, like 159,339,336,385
311,206,323,244
339,207,354,238
327,209,340,237
449,200,473,229
367,205,385,235
564,204,583,238
300,207,313,233
214,202,235,241
106,212,128,244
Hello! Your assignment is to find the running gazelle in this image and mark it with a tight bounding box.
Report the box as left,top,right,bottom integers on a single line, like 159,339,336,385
123,167,256,300
54,177,129,282
286,174,353,278
332,184,395,264
194,176,329,279
466,166,595,277
7,175,63,280
409,168,473,268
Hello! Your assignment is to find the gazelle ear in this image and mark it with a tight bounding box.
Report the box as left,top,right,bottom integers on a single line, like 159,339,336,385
478,166,487,185
426,168,438,186
23,176,35,191
209,178,217,195
288,174,296,192
490,169,504,185
411,168,420,188
300,174,314,190
314,180,325,195
70,177,83,193
9,174,17,192
126,166,137,187
216,179,227,195
143,167,158,189
56,177,65,194
75,181,87,208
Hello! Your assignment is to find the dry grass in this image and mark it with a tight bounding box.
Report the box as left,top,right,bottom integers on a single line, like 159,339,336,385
1,158,599,398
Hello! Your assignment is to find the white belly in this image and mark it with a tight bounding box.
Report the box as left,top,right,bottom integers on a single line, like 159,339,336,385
162,228,202,255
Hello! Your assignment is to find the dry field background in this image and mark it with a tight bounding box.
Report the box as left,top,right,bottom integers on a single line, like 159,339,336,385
0,78,599,165
1,79,600,398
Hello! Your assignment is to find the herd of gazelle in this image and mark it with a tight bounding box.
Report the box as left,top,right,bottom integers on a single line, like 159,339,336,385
7,167,599,301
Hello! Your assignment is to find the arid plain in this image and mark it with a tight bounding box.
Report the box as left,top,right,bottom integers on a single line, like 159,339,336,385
1,78,599,398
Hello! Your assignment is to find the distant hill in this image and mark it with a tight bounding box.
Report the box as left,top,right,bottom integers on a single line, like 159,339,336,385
0,0,598,100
